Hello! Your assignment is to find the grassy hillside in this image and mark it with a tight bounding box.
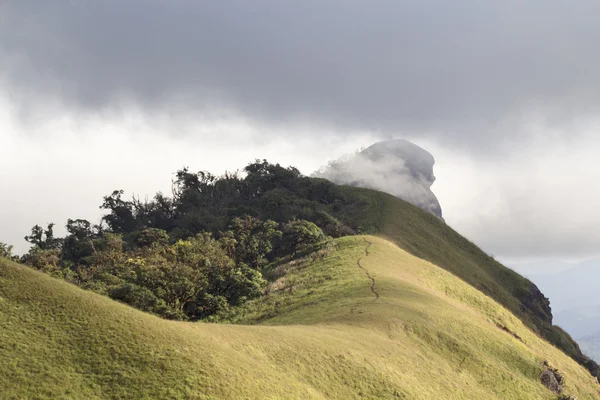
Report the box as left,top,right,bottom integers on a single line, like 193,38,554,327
17,161,583,372
363,190,596,374
2,235,599,399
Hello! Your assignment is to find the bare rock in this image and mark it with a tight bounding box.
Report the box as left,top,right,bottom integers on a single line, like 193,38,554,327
541,369,562,394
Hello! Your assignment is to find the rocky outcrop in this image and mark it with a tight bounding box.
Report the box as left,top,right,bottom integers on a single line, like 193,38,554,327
314,139,443,219
520,282,553,325
540,369,561,394
540,362,565,395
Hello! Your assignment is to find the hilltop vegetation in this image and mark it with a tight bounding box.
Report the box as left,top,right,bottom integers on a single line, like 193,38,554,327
17,160,378,321
10,159,599,383
1,237,599,399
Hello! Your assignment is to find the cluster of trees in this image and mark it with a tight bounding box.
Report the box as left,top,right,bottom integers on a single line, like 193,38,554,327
14,160,375,320
22,217,324,320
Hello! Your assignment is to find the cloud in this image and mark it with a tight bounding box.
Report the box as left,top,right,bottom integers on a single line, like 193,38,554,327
3,1,600,147
2,1,600,262
0,94,377,254
424,132,600,261
313,139,443,218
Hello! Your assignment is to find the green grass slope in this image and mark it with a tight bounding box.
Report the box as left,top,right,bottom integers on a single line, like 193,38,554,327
376,191,549,326
2,235,599,399
351,190,595,372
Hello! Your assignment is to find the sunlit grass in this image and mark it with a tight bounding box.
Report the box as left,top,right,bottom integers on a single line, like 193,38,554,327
2,234,598,398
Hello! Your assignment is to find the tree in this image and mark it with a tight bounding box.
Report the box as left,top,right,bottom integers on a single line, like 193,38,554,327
22,249,63,275
0,242,18,261
100,190,138,233
117,255,207,320
24,223,62,251
168,233,265,319
62,219,97,263
17,160,367,322
110,283,168,316
134,228,169,249
223,216,281,269
281,220,326,255
312,211,354,238
132,193,175,231
243,159,303,198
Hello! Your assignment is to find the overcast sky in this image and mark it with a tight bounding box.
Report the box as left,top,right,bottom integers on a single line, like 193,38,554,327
2,1,600,262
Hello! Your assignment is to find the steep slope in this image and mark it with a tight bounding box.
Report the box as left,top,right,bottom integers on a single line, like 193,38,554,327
368,190,597,374
2,235,600,399
375,190,550,327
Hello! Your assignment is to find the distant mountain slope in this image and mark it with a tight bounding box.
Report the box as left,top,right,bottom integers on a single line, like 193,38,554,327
512,258,600,363
517,258,600,314
564,310,600,363
314,139,443,219
2,236,599,399
511,259,600,342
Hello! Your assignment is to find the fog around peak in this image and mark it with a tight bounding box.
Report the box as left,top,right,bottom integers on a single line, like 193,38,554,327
314,140,443,219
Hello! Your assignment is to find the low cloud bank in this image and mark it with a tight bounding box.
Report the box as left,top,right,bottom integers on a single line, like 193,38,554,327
314,139,443,219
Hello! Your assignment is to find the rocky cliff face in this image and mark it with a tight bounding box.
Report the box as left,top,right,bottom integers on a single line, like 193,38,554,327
315,139,443,219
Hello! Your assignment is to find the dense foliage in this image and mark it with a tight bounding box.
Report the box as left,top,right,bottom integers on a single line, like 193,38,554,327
18,160,377,320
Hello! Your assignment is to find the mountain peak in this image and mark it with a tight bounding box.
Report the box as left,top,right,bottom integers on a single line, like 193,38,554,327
315,139,443,219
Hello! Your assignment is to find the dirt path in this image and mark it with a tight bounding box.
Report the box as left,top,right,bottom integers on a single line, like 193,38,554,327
356,238,379,300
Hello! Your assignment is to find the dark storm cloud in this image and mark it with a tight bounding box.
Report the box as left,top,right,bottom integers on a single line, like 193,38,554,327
3,0,600,261
2,0,600,145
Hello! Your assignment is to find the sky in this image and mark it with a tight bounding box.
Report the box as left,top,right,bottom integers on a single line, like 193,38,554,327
2,1,600,263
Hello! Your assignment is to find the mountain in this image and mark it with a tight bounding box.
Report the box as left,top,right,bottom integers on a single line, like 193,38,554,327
512,259,600,335
314,139,444,219
2,234,599,399
2,185,600,398
514,259,600,314
512,258,600,363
